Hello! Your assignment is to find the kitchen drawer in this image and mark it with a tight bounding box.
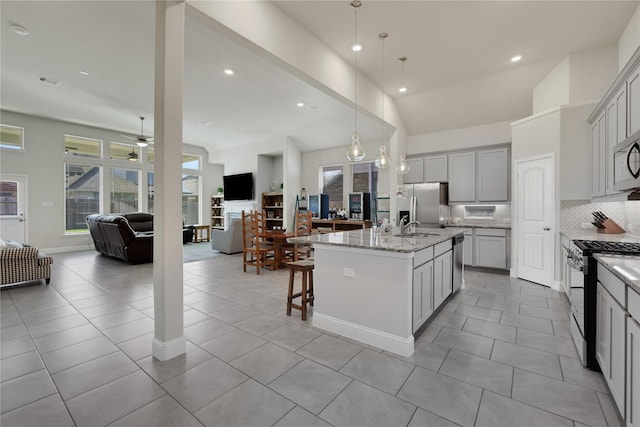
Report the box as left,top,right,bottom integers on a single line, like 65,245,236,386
597,262,626,308
475,228,507,237
629,286,640,320
434,240,452,258
414,246,434,268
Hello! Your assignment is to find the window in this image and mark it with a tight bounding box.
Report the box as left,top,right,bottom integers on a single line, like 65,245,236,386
182,154,200,170
0,181,18,215
182,174,199,224
110,142,140,162
0,124,24,150
65,163,101,233
321,165,343,209
351,162,378,195
147,148,154,164
110,168,140,214
64,135,102,158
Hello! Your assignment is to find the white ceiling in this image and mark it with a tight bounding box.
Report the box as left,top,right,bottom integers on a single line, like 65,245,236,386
1,1,638,154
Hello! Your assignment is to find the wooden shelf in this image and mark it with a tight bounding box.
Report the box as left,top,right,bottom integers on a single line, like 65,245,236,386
211,195,224,229
262,192,285,230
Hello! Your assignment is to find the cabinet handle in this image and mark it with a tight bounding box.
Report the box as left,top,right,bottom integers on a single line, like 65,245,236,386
543,227,550,231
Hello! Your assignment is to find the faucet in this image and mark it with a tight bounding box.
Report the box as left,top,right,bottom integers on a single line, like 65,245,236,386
401,220,421,234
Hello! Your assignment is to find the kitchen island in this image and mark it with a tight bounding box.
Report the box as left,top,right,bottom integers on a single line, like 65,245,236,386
289,228,465,356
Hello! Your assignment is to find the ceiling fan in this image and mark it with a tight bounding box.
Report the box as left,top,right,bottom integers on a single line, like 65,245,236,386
121,116,153,147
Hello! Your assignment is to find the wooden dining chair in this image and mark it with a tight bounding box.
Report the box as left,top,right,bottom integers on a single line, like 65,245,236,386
283,210,313,263
241,210,275,275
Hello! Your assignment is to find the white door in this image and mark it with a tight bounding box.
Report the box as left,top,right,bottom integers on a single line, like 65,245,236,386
0,175,27,242
516,155,554,286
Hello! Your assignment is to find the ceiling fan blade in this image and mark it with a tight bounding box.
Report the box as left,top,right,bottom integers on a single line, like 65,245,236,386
120,134,137,141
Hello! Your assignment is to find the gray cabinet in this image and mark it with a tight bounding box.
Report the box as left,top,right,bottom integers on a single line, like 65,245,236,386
596,281,627,416
629,66,640,136
412,260,434,333
403,158,424,184
448,152,476,202
424,155,448,182
592,112,607,197
605,88,626,195
433,250,452,308
628,316,640,427
474,228,508,269
478,148,508,202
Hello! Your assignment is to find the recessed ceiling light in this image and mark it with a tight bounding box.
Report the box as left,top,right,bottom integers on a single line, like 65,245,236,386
11,25,29,36
199,121,212,126
79,71,89,76
351,43,363,52
223,68,234,75
398,87,407,93
510,55,523,62
296,102,305,108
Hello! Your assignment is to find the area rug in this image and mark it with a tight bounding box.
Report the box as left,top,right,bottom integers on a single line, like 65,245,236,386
182,242,222,263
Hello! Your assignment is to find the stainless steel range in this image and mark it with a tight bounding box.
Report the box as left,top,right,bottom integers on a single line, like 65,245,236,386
569,239,640,370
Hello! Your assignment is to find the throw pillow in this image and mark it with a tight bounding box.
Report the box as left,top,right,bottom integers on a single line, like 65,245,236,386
0,239,6,249
6,241,24,249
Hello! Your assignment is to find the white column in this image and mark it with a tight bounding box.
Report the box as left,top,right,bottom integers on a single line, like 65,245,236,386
152,0,186,361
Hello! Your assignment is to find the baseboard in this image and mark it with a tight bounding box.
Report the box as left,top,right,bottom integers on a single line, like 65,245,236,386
551,280,562,292
313,313,414,357
152,336,186,361
42,245,93,254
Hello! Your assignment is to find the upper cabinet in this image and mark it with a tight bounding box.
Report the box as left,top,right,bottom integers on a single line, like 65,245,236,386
629,66,640,136
448,152,476,202
424,155,448,182
478,148,509,202
403,158,424,184
589,50,640,199
592,112,607,198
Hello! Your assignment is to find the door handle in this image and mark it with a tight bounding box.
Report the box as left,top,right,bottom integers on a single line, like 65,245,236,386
18,213,24,222
543,227,550,231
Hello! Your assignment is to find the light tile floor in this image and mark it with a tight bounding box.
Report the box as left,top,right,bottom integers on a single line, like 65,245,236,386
0,250,625,427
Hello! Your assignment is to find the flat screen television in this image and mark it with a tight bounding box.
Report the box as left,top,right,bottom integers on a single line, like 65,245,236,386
223,172,253,201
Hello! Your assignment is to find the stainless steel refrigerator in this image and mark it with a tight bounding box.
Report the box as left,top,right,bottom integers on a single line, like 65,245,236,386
397,183,449,228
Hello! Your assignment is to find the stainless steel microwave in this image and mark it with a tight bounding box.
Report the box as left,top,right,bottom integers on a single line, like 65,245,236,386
613,128,640,192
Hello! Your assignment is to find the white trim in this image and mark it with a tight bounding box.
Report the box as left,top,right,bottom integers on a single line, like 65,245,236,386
511,101,599,127
551,280,562,291
313,312,414,357
152,336,186,361
42,245,93,254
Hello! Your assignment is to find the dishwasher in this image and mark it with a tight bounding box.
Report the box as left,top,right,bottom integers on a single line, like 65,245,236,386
452,234,464,292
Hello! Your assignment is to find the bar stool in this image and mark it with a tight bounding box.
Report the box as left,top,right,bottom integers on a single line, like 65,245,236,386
286,259,315,320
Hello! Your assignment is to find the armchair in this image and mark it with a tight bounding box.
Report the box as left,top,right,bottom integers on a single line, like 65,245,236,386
0,243,53,287
211,218,243,254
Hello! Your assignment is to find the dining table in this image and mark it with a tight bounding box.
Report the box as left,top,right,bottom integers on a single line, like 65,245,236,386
262,229,295,270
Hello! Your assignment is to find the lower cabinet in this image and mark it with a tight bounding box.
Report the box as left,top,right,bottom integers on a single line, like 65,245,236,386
463,230,473,266
629,316,640,427
474,228,508,269
596,282,627,417
412,260,434,333
434,250,453,308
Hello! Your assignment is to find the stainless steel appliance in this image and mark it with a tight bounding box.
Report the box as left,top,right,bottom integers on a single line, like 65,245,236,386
570,239,640,370
613,128,640,192
397,183,449,228
452,233,464,293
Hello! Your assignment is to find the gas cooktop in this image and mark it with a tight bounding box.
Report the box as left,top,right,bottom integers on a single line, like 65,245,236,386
574,240,640,254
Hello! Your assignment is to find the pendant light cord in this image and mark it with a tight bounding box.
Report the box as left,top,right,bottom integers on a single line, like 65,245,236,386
353,2,358,137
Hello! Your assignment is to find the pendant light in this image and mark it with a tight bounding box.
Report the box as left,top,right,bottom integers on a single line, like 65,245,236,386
346,0,365,162
375,32,390,169
397,56,410,175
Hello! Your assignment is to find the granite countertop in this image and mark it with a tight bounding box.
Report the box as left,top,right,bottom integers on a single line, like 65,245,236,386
560,229,640,243
594,254,640,293
289,228,465,253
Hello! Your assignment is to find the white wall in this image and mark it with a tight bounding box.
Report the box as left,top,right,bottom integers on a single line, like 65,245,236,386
533,57,570,114
569,45,618,105
408,121,512,155
0,110,220,252
284,138,302,230
559,104,595,200
619,4,640,71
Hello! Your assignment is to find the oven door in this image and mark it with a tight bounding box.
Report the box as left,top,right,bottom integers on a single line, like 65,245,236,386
566,256,587,365
613,129,640,192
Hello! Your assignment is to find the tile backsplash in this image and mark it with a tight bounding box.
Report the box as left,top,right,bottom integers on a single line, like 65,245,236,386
450,204,511,223
559,199,634,232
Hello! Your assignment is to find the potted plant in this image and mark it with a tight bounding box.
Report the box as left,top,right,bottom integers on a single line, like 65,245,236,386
217,187,223,195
